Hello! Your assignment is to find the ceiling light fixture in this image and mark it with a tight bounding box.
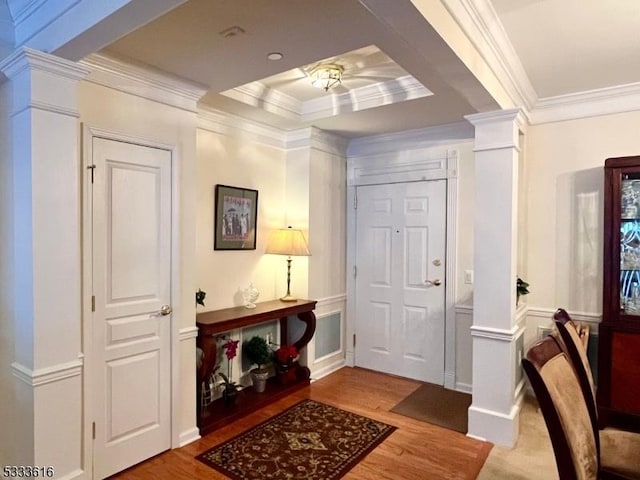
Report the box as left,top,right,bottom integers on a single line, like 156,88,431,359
309,64,343,92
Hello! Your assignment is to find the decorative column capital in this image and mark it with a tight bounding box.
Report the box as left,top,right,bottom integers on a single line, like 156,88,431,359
0,46,89,80
0,47,89,117
465,108,529,151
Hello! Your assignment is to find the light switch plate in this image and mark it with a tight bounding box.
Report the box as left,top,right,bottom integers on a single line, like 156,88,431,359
464,270,474,284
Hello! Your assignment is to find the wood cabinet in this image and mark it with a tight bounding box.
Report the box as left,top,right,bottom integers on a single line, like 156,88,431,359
600,155,640,429
196,299,316,435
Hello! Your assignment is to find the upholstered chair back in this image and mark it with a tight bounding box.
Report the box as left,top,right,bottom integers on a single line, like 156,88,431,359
523,335,598,480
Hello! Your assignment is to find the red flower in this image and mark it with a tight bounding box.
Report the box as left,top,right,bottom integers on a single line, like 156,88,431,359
223,339,239,360
275,345,298,364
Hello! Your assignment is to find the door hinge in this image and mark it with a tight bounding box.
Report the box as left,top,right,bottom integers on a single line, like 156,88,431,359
353,265,357,278
353,333,356,347
91,295,95,312
353,191,357,209
87,164,96,184
92,422,96,440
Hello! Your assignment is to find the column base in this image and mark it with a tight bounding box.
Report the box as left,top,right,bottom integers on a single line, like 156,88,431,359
467,399,522,447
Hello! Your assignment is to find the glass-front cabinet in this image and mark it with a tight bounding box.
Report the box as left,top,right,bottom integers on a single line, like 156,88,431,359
600,156,640,429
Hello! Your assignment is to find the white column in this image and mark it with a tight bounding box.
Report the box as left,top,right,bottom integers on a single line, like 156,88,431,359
465,108,527,447
0,47,88,475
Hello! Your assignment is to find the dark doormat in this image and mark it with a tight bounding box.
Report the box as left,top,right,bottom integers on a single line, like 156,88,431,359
196,399,396,480
390,382,471,433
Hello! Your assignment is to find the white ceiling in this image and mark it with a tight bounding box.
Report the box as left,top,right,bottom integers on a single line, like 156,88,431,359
492,0,640,98
101,0,640,138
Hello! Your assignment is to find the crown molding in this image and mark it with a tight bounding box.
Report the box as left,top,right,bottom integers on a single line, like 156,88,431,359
197,105,286,149
222,74,431,124
286,126,349,156
347,121,474,157
529,82,640,125
81,52,207,113
440,0,537,110
221,81,302,120
301,75,432,121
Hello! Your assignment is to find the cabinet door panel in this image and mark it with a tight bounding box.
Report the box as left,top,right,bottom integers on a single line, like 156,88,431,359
611,332,640,414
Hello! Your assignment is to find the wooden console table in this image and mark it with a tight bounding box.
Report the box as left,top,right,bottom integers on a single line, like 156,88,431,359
196,299,317,435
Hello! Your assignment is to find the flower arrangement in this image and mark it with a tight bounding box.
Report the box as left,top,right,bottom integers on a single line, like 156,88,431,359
275,344,298,365
274,344,299,385
220,338,239,402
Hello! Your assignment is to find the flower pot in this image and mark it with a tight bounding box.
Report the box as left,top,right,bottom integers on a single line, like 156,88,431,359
250,368,269,393
222,386,238,406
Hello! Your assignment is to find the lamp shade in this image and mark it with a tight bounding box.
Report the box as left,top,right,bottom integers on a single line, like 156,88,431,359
265,227,310,256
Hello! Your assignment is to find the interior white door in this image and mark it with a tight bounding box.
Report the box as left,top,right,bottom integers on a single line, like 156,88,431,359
355,180,446,384
91,137,172,478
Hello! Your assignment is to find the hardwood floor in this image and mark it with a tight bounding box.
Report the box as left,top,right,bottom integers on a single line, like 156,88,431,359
112,367,493,480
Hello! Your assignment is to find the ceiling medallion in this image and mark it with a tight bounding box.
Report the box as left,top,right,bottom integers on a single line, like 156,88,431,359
309,64,344,92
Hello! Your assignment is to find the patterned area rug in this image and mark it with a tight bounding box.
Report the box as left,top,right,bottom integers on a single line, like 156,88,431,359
196,399,396,480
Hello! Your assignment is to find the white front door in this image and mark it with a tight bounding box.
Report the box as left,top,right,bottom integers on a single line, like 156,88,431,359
90,137,172,478
355,180,446,384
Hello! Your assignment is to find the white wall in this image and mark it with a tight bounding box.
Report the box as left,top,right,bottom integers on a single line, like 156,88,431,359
454,141,475,305
79,80,199,445
195,128,287,308
525,110,640,314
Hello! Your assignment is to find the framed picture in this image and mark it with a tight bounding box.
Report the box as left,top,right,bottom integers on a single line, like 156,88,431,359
214,184,258,250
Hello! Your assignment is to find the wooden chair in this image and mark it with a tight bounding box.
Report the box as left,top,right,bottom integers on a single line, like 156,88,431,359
552,309,600,446
523,335,640,479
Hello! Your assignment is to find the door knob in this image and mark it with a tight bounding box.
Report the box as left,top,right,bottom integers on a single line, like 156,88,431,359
160,305,173,316
425,279,442,287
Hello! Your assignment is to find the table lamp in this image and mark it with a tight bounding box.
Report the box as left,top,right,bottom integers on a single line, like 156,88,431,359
265,226,310,301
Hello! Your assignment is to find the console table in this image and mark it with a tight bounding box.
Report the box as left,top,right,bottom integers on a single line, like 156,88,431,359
196,298,317,435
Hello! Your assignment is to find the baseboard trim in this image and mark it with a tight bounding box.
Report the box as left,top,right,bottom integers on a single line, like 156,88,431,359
468,399,523,447
55,468,85,480
345,351,355,367
311,359,346,381
178,427,201,447
444,371,456,389
455,382,472,394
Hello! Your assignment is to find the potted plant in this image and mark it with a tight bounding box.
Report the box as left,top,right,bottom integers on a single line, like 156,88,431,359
219,338,240,405
274,344,298,384
517,277,530,306
243,336,272,393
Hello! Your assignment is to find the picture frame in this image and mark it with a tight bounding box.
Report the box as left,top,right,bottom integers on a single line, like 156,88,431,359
214,184,258,250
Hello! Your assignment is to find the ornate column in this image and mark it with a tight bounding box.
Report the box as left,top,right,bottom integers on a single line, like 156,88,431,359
465,109,527,447
0,47,88,474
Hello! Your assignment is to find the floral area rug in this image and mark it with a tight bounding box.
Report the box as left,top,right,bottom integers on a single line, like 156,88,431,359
196,399,396,480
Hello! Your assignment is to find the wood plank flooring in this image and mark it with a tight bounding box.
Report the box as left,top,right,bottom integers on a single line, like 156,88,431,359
111,367,493,480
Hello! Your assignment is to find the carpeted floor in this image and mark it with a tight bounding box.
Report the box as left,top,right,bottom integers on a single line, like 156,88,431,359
477,395,557,479
196,399,396,480
390,382,471,433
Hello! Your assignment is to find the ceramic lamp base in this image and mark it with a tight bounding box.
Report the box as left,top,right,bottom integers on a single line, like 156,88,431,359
280,295,297,302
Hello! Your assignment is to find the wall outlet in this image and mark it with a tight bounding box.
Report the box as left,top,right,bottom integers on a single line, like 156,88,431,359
464,270,474,284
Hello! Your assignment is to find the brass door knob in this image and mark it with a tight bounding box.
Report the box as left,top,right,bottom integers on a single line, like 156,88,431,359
160,305,173,316
425,279,442,287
